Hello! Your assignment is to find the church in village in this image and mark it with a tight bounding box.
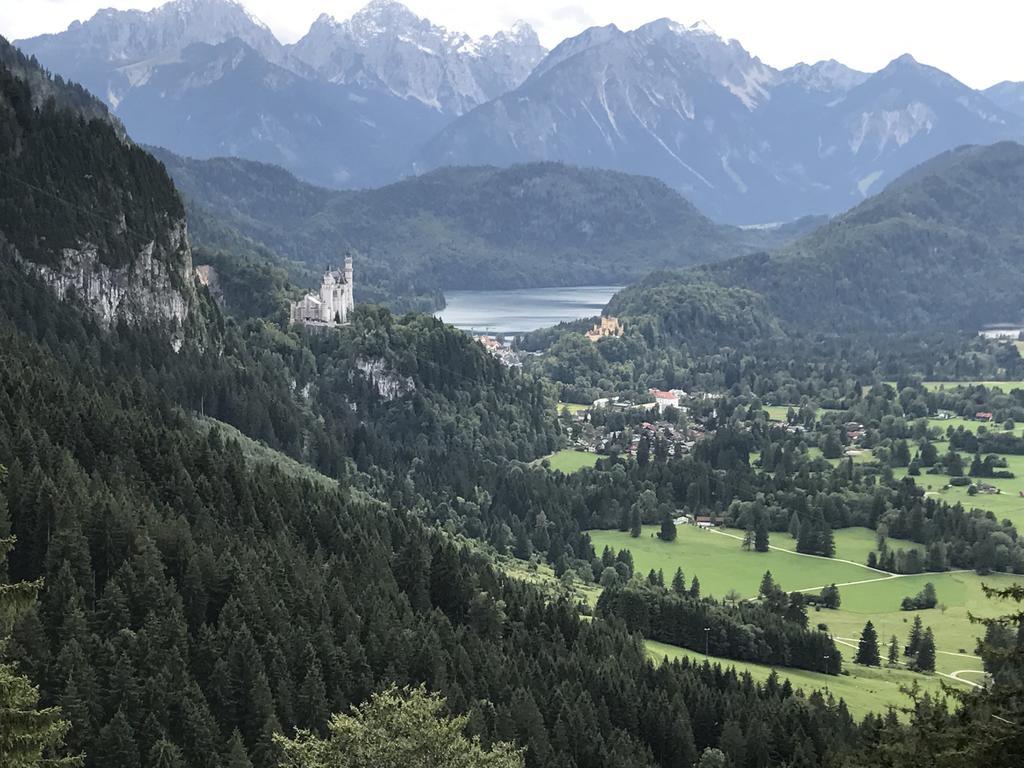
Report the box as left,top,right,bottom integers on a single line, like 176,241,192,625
290,258,355,327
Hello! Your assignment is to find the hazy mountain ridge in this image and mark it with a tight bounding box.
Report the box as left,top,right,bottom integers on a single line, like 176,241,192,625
420,25,1023,223
151,147,790,309
625,141,1024,333
15,0,1024,222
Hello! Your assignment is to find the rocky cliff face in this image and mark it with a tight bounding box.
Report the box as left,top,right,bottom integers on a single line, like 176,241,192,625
16,218,197,334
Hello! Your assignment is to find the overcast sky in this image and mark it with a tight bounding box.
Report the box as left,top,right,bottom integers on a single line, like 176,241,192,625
3,0,1022,89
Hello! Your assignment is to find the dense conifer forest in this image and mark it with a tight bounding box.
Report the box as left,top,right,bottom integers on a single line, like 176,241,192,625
1,33,1023,768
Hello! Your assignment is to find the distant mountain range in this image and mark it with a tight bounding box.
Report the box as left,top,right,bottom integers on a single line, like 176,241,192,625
16,0,1024,223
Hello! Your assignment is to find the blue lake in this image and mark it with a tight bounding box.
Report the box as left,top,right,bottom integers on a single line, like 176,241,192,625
437,286,622,335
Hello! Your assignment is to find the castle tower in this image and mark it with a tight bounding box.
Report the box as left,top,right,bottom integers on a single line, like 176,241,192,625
341,256,354,322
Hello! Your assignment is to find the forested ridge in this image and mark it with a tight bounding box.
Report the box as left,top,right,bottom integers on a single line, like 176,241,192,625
602,141,1024,336
0,37,184,272
151,148,799,311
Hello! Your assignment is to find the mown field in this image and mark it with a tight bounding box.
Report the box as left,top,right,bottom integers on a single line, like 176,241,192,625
538,449,599,473
557,401,590,415
589,524,1021,714
646,640,954,720
589,525,873,598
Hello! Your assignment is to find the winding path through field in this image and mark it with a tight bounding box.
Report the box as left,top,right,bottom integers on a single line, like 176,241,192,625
831,636,987,690
710,527,988,686
707,528,971,594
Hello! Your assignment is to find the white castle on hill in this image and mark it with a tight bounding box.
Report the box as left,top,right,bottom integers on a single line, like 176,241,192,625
290,258,354,327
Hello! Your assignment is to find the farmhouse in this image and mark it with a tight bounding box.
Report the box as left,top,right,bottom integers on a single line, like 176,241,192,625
649,388,685,412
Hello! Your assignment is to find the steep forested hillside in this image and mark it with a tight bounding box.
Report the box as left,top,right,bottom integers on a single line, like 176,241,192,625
0,36,877,768
0,38,182,272
675,141,1024,334
0,266,865,767
152,148,789,310
605,281,783,348
601,141,1024,340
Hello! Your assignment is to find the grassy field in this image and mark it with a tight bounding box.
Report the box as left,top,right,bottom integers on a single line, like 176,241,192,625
646,640,956,719
496,552,601,606
922,380,1024,392
767,526,923,564
538,449,599,473
557,402,590,415
589,526,872,598
197,416,338,488
891,444,1024,527
591,524,1024,713
763,405,829,421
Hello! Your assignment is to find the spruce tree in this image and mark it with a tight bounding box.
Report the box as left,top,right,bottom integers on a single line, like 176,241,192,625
689,576,701,599
788,512,801,540
855,621,881,666
754,515,770,552
907,616,924,656
888,635,900,666
0,534,74,767
671,568,687,595
915,628,937,672
658,513,677,542
629,508,642,538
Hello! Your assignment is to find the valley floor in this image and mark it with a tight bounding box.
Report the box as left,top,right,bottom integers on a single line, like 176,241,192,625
587,525,1019,715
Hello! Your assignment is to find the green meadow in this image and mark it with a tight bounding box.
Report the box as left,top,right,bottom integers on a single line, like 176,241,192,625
557,401,590,414
589,524,1022,714
538,449,599,473
645,640,954,720
921,380,1024,392
588,526,873,598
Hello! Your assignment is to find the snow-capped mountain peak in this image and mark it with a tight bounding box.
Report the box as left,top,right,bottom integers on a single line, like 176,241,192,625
288,1,547,114
782,59,869,94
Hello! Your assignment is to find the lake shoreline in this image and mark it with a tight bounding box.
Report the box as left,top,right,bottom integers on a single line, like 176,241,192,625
437,285,623,336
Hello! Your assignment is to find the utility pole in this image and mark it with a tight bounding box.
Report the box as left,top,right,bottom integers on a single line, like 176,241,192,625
823,654,830,675
704,626,710,657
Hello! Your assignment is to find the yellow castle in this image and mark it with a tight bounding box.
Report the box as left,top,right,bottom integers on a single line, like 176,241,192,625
586,316,623,342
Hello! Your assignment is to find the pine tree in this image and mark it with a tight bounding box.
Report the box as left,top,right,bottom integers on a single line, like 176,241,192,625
225,729,254,768
671,568,686,595
820,584,841,609
629,508,642,538
741,527,754,551
855,621,880,666
888,635,900,666
658,512,677,542
915,628,937,672
907,615,924,656
788,512,801,540
689,576,701,599
0,533,74,767
754,515,770,552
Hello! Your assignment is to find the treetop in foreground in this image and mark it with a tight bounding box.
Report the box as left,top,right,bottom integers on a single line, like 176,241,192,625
275,686,523,768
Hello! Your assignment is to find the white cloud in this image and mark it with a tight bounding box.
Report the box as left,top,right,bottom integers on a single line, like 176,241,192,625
2,0,1022,89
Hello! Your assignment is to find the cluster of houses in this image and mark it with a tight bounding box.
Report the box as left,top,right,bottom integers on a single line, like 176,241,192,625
471,335,525,367
592,388,687,413
564,407,711,459
844,421,866,444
